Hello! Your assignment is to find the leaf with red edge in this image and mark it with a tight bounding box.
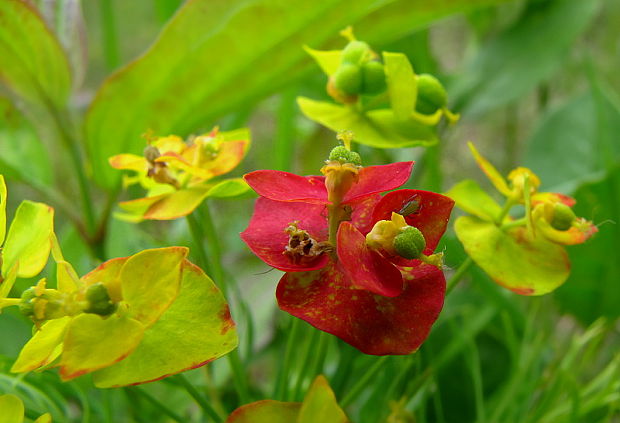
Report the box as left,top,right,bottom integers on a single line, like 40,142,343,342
108,154,146,172
337,222,403,297
455,216,570,295
59,313,145,380
372,189,454,252
226,400,301,423
241,198,329,272
277,262,445,355
93,260,238,387
244,170,328,204
11,317,70,373
343,162,413,204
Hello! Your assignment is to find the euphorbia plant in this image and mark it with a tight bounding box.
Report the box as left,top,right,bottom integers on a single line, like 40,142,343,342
241,133,454,355
5,240,238,387
298,28,459,149
109,127,251,221
446,142,597,295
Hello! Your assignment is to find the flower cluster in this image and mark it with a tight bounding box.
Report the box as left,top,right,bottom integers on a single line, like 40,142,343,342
109,127,250,221
447,142,597,295
241,137,454,355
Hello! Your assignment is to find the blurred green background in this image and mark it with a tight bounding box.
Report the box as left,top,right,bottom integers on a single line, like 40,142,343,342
0,0,618,421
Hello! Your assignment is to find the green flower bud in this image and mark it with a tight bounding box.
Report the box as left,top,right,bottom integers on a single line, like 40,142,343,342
393,226,426,260
333,63,362,95
84,283,117,316
18,287,37,317
550,203,576,231
341,40,370,65
415,74,448,115
361,61,386,95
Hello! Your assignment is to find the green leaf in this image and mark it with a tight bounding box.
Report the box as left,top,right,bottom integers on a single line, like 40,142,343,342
120,247,188,327
11,317,70,373
59,313,145,380
206,178,252,199
553,166,620,324
0,98,54,188
226,400,301,423
0,0,71,108
2,201,54,279
298,376,349,423
524,89,620,194
84,0,511,189
93,260,238,387
297,97,436,148
383,51,417,120
445,179,502,222
0,394,24,423
451,0,600,116
305,46,341,76
0,175,6,245
455,216,570,295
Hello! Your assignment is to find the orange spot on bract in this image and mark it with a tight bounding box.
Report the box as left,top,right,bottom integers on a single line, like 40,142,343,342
219,305,235,335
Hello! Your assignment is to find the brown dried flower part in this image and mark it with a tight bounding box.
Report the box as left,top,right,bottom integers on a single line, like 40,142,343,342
283,221,332,265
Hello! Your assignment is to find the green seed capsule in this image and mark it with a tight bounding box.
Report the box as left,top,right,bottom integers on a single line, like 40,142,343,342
18,287,37,317
333,63,362,95
328,146,351,163
348,151,362,166
84,282,117,316
341,41,370,65
361,61,386,95
550,203,576,231
393,226,426,260
415,74,448,115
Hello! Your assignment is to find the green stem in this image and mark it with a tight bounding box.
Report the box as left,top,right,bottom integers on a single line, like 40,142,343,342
199,203,225,292
446,257,473,295
228,349,251,404
292,329,320,400
100,0,120,70
341,356,389,407
501,217,528,231
274,317,301,400
175,374,225,422
130,387,184,423
495,198,515,225
186,213,212,275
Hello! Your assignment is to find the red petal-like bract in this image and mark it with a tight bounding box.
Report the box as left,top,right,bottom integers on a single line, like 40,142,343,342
337,222,403,297
244,171,328,204
240,198,329,272
372,189,454,253
277,262,445,355
343,162,413,204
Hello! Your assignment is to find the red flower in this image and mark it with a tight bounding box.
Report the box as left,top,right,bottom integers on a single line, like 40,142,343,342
241,160,454,355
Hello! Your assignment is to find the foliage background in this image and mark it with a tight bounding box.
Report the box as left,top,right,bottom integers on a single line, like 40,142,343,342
0,0,618,421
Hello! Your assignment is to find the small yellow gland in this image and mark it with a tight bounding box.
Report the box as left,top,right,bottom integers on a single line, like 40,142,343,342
366,213,408,256
508,167,540,200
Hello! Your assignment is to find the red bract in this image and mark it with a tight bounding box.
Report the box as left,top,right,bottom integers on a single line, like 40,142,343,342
241,162,454,355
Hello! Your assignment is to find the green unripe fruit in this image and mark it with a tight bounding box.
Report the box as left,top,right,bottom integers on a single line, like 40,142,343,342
328,146,362,166
551,203,576,231
18,287,37,317
348,151,362,166
84,282,117,316
328,146,351,163
333,63,362,95
341,41,370,65
393,226,426,260
361,61,387,95
415,74,448,115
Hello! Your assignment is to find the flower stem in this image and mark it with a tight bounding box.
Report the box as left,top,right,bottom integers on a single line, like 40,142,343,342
175,374,225,422
446,257,473,295
186,213,212,275
501,217,528,231
274,316,301,400
292,328,320,400
495,198,515,225
340,356,389,407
